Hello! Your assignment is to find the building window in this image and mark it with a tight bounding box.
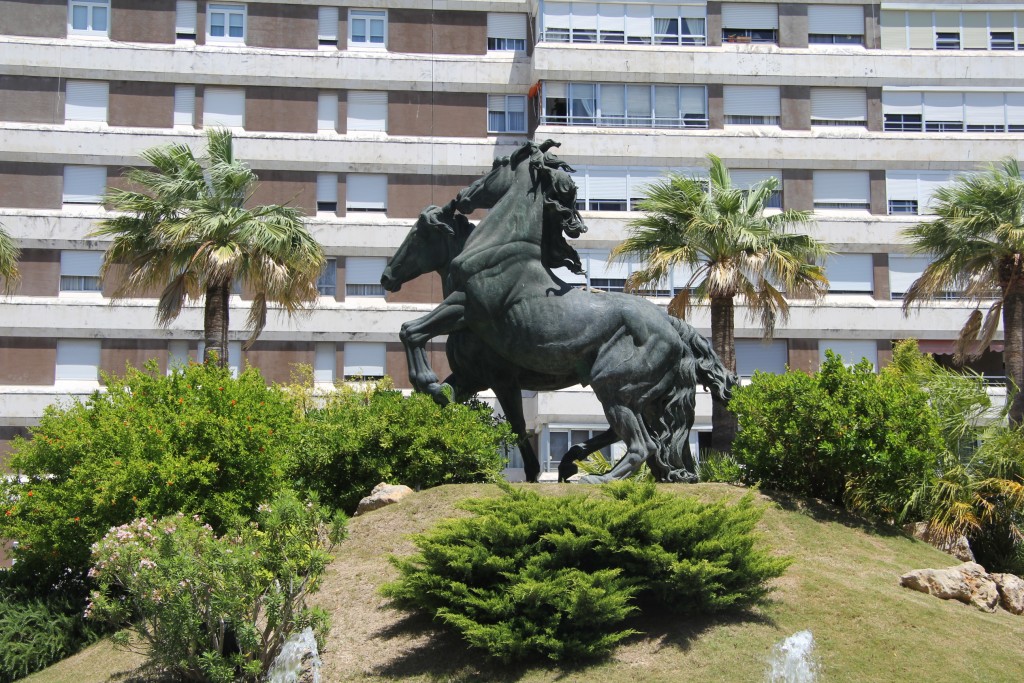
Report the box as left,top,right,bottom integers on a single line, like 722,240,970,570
167,340,190,373
809,88,867,127
808,4,864,44
202,87,245,128
539,3,706,46
889,255,931,300
317,92,338,132
65,80,108,124
346,91,387,132
316,173,338,214
318,6,339,47
736,339,788,377
176,1,198,41
56,339,101,383
885,170,956,216
314,342,336,385
819,340,877,370
543,83,706,129
349,9,386,48
174,85,195,127
345,257,386,297
60,251,103,292
68,0,109,36
887,199,918,215
345,174,387,213
545,427,612,474
487,13,527,51
813,171,870,211
723,85,780,126
881,90,1024,133
991,31,1015,50
206,3,246,44
721,3,778,44
731,170,782,209
317,258,337,296
884,113,923,132
63,166,106,205
343,342,385,379
935,31,961,49
487,95,527,133
824,254,874,294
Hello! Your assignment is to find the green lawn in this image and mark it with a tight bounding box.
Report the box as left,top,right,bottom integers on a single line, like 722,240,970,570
25,483,1024,682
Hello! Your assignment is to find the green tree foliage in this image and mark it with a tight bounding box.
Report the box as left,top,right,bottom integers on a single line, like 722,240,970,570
901,159,1024,425
381,482,789,663
295,381,513,512
92,129,325,365
0,222,19,294
86,491,346,683
730,351,944,519
615,155,830,449
0,361,300,589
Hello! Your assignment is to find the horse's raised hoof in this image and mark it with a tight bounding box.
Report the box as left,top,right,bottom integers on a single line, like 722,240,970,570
425,382,453,406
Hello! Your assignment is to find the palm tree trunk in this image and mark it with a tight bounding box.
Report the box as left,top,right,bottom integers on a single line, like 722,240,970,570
1004,288,1024,426
204,283,230,367
710,296,738,451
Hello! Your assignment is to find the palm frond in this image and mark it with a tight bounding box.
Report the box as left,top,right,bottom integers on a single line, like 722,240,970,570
0,223,21,294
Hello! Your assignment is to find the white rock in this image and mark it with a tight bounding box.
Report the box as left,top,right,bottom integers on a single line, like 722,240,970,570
900,562,1000,612
354,482,414,516
991,573,1024,615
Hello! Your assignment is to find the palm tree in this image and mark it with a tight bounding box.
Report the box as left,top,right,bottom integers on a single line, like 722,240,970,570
613,154,830,451
902,159,1024,426
92,129,325,366
0,223,19,294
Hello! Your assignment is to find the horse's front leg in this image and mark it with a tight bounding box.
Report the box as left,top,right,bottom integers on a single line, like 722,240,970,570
399,292,467,402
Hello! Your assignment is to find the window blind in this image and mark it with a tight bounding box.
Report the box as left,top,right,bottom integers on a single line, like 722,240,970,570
889,255,930,296
819,340,877,369
314,342,336,383
318,92,338,131
723,86,780,116
176,0,197,34
318,6,339,41
345,257,386,285
813,170,869,204
808,5,863,35
56,339,101,381
344,342,385,377
316,173,338,203
965,92,1005,126
60,250,103,276
736,339,787,376
174,85,195,126
63,166,106,203
882,90,923,114
825,254,873,292
346,175,387,210
65,81,108,122
721,3,778,29
347,91,387,132
730,170,780,190
487,13,526,39
810,88,867,122
202,87,245,127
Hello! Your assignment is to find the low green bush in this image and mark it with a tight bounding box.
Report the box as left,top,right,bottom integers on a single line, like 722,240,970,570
295,382,513,512
697,450,743,484
86,490,346,683
730,351,944,519
0,361,301,589
381,482,789,663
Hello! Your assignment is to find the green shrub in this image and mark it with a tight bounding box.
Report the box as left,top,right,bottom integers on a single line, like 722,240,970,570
295,382,512,512
0,587,100,683
730,351,944,519
381,482,789,663
0,361,301,589
697,450,743,483
86,490,346,683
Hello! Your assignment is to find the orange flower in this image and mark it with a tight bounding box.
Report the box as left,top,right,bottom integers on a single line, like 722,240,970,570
5,510,12,516
26,491,33,497
230,400,237,406
74,517,80,522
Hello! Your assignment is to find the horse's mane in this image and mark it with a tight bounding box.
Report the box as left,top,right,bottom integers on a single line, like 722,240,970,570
519,141,588,275
670,317,735,393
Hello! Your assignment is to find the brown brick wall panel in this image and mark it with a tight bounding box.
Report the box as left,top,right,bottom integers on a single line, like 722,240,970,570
247,3,317,49
389,92,486,138
109,81,175,128
246,86,317,133
247,170,316,215
864,4,881,49
782,169,813,212
385,270,444,304
100,340,168,379
877,340,893,368
0,426,30,474
0,76,62,124
110,0,175,43
389,9,486,55
244,341,313,384
385,341,449,389
15,249,59,297
387,174,481,219
100,261,165,299
869,169,887,215
779,4,808,48
866,87,883,132
0,163,62,209
707,84,724,129
872,252,890,301
787,338,818,374
705,2,722,46
0,338,57,385
781,85,810,131
0,0,66,38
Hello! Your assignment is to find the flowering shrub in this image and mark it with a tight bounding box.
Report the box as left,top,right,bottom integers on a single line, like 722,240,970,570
86,491,346,683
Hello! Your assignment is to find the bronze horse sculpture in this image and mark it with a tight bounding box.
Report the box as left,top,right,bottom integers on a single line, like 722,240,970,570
381,140,735,483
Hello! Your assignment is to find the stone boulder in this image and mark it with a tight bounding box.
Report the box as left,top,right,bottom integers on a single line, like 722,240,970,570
899,562,1000,612
902,522,975,562
991,573,1024,615
354,482,414,516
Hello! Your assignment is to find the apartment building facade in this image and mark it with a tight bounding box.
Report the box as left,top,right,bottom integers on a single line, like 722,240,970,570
0,0,1017,477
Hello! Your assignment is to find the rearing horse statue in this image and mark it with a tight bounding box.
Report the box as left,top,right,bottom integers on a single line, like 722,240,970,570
383,140,735,483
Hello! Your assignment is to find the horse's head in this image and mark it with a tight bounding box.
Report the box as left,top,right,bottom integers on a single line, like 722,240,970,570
380,205,471,292
703,363,739,405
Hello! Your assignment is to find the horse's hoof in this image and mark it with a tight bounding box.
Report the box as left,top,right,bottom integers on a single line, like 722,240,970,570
426,383,452,406
577,474,607,485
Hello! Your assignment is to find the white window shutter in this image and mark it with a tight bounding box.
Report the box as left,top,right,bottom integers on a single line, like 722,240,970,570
345,257,386,285
228,341,242,378
722,3,778,29
810,88,867,122
167,340,190,373
730,170,780,190
962,12,988,50
587,250,631,280
344,342,386,377
680,86,706,116
176,0,198,35
487,13,526,39
586,169,627,200
314,342,336,384
885,171,919,202
736,339,787,376
65,81,108,122
347,91,387,132
919,171,955,213
316,173,338,203
346,174,387,210
889,255,931,297
202,87,245,128
572,3,598,31
545,2,572,31
808,5,863,35
600,85,626,117
625,4,651,37
318,6,339,41
923,92,964,122
813,170,869,205
819,340,877,369
60,250,103,276
597,4,625,33
63,166,106,203
174,85,195,126
1007,93,1024,128
965,92,1005,127
882,91,923,115
318,92,338,131
56,339,101,381
724,86,780,117
825,254,874,292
